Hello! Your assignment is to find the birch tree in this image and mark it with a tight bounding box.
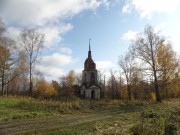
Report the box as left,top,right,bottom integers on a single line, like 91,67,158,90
19,29,44,96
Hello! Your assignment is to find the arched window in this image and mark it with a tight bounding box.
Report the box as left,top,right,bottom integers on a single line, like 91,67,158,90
91,72,95,83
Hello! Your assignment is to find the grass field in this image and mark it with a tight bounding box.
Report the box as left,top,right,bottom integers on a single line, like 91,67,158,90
0,97,179,135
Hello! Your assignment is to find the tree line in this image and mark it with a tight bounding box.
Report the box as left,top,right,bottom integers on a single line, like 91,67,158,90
116,25,179,102
0,17,179,102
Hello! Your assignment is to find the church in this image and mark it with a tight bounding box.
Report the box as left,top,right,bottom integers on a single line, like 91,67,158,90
80,40,101,99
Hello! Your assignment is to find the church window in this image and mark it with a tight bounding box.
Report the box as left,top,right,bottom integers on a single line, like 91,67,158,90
91,72,95,83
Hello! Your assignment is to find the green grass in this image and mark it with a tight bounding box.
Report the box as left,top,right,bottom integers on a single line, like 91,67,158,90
0,96,179,135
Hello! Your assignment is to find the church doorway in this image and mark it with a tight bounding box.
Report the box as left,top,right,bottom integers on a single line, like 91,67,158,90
91,90,95,99
83,91,86,98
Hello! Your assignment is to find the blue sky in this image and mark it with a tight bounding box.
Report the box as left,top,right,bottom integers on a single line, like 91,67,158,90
0,0,180,80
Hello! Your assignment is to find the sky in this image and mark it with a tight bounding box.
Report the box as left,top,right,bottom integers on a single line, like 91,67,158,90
0,0,180,81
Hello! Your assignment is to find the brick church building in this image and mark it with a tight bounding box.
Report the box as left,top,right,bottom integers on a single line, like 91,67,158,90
80,40,101,99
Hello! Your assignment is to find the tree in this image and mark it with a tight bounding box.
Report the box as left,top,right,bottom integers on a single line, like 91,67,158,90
8,50,29,95
157,43,179,98
59,70,76,100
34,79,56,98
0,18,18,95
0,43,11,94
19,29,44,96
66,70,76,87
51,80,61,93
118,49,135,100
132,25,165,102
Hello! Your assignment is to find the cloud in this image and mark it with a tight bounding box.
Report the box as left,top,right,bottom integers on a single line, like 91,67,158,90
95,60,117,80
37,65,65,79
5,27,20,41
122,0,180,19
39,23,73,48
59,47,73,55
171,36,180,54
121,30,137,41
153,23,180,53
96,61,115,70
154,22,166,33
40,53,77,67
0,0,110,26
122,3,133,14
36,52,78,80
0,0,110,54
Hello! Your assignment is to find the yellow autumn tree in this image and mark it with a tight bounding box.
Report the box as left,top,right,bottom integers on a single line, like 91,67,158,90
157,43,179,98
34,79,57,98
60,70,76,100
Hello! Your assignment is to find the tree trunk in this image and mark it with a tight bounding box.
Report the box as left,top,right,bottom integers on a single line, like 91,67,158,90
154,72,161,102
127,84,131,100
29,62,32,96
1,71,5,95
150,41,161,103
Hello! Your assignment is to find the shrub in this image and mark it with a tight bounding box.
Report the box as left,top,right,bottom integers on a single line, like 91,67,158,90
34,79,57,98
164,123,177,135
150,92,156,101
130,124,142,135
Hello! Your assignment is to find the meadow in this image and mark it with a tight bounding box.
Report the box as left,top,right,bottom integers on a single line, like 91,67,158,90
0,97,179,135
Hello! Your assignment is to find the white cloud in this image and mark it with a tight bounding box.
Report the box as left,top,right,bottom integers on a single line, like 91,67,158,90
4,27,20,41
39,23,73,47
0,0,110,48
0,0,110,26
154,22,166,33
122,0,180,19
122,3,133,14
59,47,73,55
153,23,180,53
40,53,77,67
171,36,180,54
95,60,117,80
121,30,137,41
74,68,83,74
37,52,79,80
37,65,65,79
96,61,115,70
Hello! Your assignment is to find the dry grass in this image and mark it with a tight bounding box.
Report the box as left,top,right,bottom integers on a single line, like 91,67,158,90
0,96,179,134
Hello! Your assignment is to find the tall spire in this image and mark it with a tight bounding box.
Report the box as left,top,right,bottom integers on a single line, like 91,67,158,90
89,38,91,51
88,38,92,59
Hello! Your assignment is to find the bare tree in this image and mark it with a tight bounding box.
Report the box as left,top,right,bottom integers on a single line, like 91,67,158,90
132,25,165,102
19,29,44,96
108,69,119,99
118,72,124,99
118,49,135,100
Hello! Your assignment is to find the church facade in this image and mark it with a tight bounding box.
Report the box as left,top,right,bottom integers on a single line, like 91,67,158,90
80,41,101,99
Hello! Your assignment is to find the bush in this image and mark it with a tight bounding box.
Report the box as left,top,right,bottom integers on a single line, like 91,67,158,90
164,123,177,135
150,92,156,101
130,124,142,135
34,79,57,98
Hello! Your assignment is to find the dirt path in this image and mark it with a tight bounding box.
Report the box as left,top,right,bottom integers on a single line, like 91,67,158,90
0,113,112,135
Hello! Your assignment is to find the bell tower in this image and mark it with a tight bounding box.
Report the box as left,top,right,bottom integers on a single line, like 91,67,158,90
82,39,98,86
80,39,101,99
